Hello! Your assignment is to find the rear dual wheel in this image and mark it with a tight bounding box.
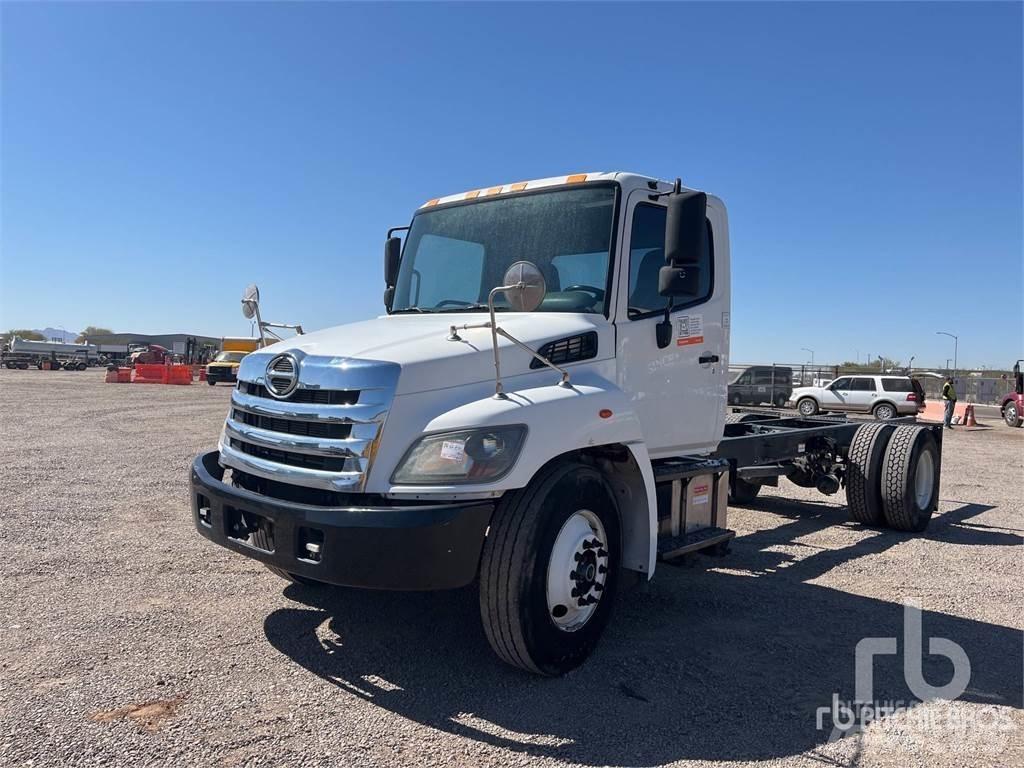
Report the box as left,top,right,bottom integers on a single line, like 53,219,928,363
845,424,939,531
479,460,620,676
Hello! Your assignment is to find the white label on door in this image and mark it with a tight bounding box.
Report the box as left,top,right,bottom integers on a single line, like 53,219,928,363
677,314,704,347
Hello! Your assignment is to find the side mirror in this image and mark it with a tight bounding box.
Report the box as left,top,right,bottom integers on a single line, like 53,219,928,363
664,190,707,267
385,237,402,287
500,261,547,312
241,283,260,319
658,264,700,298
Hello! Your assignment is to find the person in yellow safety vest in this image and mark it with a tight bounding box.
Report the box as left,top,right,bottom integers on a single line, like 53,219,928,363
942,375,958,429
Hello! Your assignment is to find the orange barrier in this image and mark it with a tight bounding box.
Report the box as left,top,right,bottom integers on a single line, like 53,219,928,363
198,367,207,382
167,364,193,385
105,368,132,384
917,401,966,423
133,363,169,384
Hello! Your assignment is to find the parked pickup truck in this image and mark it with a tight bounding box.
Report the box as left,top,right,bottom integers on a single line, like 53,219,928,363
189,172,943,675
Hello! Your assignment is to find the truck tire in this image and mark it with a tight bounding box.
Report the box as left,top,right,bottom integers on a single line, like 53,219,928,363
797,397,819,416
881,426,940,532
207,379,217,386
774,393,788,408
845,422,896,526
872,402,897,421
479,459,620,676
76,362,87,371
1005,401,1022,428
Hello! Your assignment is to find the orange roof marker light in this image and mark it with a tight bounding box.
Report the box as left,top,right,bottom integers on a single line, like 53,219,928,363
566,174,588,184
464,190,481,200
510,182,528,192
486,186,503,196
423,198,439,207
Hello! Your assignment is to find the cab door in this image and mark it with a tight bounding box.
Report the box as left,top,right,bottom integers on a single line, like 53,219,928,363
614,188,729,457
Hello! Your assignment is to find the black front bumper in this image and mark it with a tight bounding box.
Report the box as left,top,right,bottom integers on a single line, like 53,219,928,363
190,451,494,590
206,368,237,383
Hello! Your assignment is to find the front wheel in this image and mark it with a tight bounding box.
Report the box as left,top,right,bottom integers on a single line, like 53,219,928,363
207,379,217,386
1005,401,1023,428
479,460,620,676
797,398,819,416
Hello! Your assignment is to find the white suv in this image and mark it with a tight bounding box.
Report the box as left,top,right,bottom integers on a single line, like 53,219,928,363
791,375,924,420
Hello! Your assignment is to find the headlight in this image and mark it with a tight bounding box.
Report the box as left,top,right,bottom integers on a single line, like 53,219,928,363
391,426,527,485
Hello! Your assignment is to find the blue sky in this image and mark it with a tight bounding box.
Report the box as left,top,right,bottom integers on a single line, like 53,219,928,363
2,2,1021,368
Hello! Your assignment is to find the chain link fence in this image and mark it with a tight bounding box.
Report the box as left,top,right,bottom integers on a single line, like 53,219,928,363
728,362,1018,406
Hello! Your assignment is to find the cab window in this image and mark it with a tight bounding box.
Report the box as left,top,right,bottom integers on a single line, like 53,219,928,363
627,204,713,318
850,378,876,392
830,377,852,390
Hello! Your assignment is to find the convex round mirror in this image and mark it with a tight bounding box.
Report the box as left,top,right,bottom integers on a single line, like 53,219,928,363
241,283,260,319
501,261,546,312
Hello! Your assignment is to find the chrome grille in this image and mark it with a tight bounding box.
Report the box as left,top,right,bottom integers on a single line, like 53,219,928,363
232,409,351,439
239,381,358,405
219,355,400,493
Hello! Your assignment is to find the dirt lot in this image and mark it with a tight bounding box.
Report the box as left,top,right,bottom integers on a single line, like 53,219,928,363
1,368,1021,767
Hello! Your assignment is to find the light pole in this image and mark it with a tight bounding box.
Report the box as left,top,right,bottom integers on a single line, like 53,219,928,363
936,331,958,378
801,347,815,367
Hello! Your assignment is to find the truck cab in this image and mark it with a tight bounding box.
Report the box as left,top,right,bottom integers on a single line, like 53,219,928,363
190,172,942,675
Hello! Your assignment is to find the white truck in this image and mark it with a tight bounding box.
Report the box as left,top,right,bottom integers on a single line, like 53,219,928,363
190,172,943,675
2,337,99,369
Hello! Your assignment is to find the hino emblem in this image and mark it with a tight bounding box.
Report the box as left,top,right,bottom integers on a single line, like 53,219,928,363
264,353,299,398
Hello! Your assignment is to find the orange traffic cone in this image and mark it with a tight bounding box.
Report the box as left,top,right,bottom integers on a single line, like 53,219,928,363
963,404,977,427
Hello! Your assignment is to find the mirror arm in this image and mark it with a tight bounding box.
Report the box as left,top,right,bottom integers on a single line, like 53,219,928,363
493,327,570,388
655,296,674,349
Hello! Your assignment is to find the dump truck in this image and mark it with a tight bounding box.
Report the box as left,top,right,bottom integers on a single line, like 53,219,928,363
205,337,261,386
190,172,943,675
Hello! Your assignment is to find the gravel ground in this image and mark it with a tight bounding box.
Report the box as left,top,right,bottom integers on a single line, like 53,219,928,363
1,368,1021,767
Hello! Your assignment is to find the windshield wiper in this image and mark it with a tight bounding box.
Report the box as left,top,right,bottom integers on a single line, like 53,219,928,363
443,304,508,313
390,306,428,314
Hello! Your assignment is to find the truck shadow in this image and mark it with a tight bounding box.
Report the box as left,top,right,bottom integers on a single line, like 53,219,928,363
262,501,1022,765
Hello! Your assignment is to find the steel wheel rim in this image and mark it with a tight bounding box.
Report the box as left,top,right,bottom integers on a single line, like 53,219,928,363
546,509,609,632
1009,405,1018,423
914,450,935,509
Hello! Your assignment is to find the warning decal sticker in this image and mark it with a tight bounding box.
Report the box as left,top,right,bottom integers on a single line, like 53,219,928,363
676,314,704,347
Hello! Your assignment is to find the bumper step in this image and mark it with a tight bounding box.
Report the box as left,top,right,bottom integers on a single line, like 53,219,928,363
657,526,735,560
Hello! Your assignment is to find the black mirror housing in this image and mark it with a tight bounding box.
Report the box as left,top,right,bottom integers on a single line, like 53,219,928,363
658,264,700,298
384,237,402,286
664,190,707,266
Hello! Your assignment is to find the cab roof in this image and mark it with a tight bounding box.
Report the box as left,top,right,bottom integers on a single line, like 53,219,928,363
419,171,676,209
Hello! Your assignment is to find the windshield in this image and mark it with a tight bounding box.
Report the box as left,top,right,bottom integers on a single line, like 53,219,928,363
214,351,246,363
392,185,617,314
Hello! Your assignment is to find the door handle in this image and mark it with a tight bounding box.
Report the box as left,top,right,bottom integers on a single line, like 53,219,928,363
699,354,720,364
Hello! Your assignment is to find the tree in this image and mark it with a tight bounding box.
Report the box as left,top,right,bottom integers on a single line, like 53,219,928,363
76,326,113,342
6,329,45,341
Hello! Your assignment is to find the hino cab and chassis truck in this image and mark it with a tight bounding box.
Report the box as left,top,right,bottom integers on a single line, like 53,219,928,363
190,172,943,675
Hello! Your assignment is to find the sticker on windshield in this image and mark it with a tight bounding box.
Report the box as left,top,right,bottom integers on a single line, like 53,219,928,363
677,314,704,346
